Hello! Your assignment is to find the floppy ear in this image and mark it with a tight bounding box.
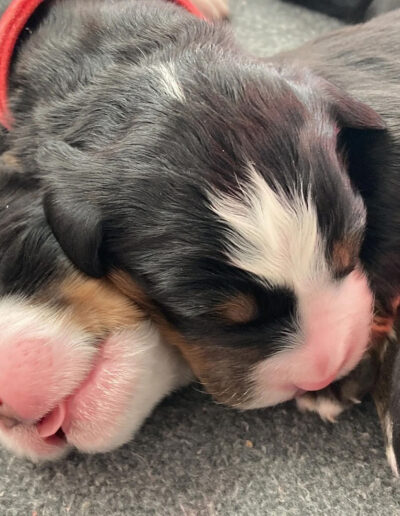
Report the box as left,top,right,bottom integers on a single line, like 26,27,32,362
320,78,386,131
39,141,106,278
316,78,389,194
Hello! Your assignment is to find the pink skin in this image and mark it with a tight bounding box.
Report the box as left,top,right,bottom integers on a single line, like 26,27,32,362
0,335,95,421
248,269,373,409
0,301,190,461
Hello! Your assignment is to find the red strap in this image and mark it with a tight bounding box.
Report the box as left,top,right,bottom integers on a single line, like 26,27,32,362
0,0,43,129
0,0,205,131
173,0,205,18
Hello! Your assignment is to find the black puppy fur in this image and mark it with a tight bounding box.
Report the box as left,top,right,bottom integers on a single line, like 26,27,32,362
0,152,69,298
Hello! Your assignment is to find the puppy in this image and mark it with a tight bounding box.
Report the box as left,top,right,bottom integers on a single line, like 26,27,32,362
0,150,191,461
0,0,394,459
8,0,382,413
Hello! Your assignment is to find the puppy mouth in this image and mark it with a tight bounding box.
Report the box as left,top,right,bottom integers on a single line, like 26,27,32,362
8,334,113,449
36,401,68,445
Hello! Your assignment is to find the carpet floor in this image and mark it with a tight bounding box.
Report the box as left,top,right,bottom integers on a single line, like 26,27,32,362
1,1,400,515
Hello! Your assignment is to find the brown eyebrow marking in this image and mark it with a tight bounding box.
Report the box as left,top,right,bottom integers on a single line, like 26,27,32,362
331,238,361,278
332,241,352,270
217,293,258,324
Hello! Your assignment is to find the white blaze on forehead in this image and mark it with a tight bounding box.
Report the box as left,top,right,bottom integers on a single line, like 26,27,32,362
158,63,185,102
209,165,327,291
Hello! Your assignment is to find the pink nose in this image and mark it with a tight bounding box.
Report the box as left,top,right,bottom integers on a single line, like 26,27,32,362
0,301,98,439
293,270,373,394
0,332,95,423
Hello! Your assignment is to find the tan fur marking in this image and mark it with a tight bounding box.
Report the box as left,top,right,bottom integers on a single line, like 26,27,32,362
332,242,353,271
153,319,256,406
108,270,154,314
109,271,259,407
59,274,146,336
218,293,257,324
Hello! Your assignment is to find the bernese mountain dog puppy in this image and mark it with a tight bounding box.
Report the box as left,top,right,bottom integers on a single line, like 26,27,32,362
0,0,399,474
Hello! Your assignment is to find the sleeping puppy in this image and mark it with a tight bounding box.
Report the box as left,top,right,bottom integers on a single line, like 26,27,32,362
0,0,393,458
16,0,384,411
0,151,191,461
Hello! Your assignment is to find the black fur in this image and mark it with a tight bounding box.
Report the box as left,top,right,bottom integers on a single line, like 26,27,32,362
0,153,68,298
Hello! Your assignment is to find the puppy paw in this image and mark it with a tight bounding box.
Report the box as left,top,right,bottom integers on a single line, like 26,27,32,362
296,351,379,422
296,392,346,422
190,0,229,20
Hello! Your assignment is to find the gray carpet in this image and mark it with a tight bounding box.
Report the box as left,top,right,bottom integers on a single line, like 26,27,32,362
2,1,400,515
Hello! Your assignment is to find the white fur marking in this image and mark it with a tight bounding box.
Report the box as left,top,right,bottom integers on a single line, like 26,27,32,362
209,165,327,291
384,415,399,477
296,394,344,423
158,63,185,102
386,446,399,478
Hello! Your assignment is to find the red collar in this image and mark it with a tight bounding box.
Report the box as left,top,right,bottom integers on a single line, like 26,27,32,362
0,0,205,130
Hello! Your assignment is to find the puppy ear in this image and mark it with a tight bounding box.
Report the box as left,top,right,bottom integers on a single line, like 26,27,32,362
321,79,386,131
39,141,106,278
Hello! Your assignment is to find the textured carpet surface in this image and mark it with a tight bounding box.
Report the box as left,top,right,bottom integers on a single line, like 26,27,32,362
1,1,400,515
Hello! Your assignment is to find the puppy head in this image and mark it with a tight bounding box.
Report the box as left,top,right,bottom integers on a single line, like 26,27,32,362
41,59,385,408
0,155,188,461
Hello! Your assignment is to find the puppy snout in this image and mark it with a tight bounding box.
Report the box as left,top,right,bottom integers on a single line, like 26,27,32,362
297,270,373,389
0,300,97,424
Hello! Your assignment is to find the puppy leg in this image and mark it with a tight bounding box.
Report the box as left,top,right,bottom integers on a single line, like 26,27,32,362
371,331,399,476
